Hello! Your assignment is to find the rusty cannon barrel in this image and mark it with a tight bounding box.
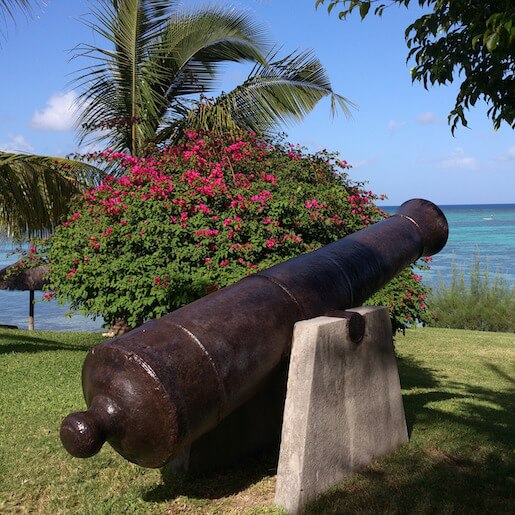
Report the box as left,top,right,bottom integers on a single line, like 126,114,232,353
60,198,448,468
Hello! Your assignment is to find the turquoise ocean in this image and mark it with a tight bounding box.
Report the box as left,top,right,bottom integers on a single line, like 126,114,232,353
1,203,514,331
384,203,515,285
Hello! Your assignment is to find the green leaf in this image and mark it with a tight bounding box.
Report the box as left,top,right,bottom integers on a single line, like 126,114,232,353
359,1,370,19
485,32,500,51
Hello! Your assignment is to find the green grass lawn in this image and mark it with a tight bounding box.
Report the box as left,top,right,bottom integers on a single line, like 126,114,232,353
0,327,513,514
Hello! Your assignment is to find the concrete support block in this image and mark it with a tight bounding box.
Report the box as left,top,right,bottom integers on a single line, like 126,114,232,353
275,306,408,514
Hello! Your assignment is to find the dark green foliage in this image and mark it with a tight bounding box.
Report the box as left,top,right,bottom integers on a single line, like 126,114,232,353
367,264,432,334
316,0,515,132
430,254,515,332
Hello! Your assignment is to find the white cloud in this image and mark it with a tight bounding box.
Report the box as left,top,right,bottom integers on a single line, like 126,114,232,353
387,119,405,132
416,112,439,124
0,134,34,153
30,91,82,131
351,158,376,169
437,148,478,171
507,145,515,160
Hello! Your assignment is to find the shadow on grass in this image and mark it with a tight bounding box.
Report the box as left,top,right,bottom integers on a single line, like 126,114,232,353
142,356,440,504
143,355,512,511
303,446,513,514
0,332,94,353
485,362,515,386
303,356,514,514
396,355,447,438
143,450,278,502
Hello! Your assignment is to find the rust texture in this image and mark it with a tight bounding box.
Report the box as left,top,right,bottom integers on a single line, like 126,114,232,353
60,198,448,468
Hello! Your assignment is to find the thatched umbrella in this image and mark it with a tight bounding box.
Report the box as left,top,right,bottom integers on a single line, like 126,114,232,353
0,260,50,330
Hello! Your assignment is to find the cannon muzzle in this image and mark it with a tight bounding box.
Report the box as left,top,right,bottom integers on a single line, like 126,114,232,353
61,198,448,467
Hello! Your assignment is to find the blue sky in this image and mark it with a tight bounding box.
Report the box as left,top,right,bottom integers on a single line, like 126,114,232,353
1,0,513,205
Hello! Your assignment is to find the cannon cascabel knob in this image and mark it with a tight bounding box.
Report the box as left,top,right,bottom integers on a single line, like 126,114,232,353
60,394,121,458
60,409,107,458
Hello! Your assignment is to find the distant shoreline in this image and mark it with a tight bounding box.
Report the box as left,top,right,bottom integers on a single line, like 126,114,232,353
379,203,515,211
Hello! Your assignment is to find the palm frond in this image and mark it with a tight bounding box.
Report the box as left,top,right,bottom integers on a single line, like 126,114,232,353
0,0,30,15
0,0,31,21
0,0,34,38
74,0,176,155
0,152,104,238
181,49,355,139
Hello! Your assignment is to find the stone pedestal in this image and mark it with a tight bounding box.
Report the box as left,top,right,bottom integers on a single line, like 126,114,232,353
275,306,408,514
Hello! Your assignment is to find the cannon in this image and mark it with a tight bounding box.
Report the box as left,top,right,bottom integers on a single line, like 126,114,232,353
60,198,448,468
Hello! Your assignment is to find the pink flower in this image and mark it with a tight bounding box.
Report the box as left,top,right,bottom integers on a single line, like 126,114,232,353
250,190,271,206
117,176,132,187
43,292,54,299
225,141,247,153
195,229,219,238
29,246,36,254
261,173,277,184
66,268,77,279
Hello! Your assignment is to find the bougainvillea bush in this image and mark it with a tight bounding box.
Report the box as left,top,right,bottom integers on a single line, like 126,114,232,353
45,131,431,331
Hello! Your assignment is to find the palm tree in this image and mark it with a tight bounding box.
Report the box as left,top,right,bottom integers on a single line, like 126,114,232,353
0,0,352,237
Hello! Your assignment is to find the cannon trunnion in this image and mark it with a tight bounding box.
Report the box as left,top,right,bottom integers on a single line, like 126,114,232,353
60,199,448,468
